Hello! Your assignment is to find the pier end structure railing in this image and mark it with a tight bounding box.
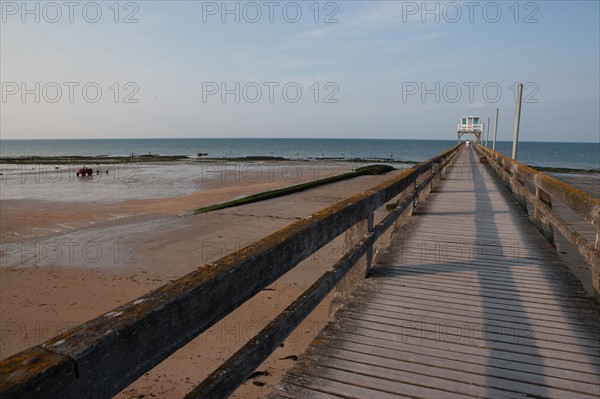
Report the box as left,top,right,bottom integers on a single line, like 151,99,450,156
475,143,600,303
0,145,462,399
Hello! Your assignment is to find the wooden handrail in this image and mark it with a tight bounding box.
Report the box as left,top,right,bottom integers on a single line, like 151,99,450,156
475,143,600,303
0,145,462,399
184,149,456,398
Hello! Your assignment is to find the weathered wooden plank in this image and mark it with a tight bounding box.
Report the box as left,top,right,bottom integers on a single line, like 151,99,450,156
334,310,600,359
368,274,591,303
363,288,600,322
397,233,557,250
378,244,556,262
346,299,600,340
377,240,567,263
414,215,517,221
369,264,584,290
400,239,553,254
360,287,600,326
276,370,411,399
358,295,599,336
308,351,599,399
269,378,346,399
288,364,471,399
365,285,597,321
367,269,585,297
371,257,581,279
400,232,561,251
336,308,600,351
383,248,561,266
367,278,596,308
371,256,579,278
324,335,600,389
303,356,509,398
380,230,568,265
346,298,600,339
330,327,600,383
333,317,599,372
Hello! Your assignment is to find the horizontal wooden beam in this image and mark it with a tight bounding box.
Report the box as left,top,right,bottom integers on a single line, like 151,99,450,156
0,347,76,399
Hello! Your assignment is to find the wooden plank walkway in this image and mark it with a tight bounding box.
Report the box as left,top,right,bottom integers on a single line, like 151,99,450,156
271,146,600,399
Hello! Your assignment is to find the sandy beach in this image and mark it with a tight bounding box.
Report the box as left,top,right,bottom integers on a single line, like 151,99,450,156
0,160,404,398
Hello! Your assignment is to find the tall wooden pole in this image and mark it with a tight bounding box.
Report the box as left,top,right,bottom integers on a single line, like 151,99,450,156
512,83,523,160
493,108,499,150
482,122,485,146
486,117,490,147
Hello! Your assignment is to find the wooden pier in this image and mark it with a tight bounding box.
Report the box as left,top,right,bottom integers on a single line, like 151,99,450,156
272,146,600,398
1,144,598,399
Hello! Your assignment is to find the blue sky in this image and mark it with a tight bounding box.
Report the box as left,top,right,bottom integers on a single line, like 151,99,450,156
1,0,599,141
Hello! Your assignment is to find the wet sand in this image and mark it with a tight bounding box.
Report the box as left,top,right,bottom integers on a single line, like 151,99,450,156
0,160,401,398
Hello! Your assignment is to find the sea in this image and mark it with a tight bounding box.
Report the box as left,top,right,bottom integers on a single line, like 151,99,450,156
1,138,599,170
1,138,597,203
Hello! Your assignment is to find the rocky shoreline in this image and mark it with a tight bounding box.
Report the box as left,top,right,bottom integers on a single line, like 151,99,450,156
7,154,598,175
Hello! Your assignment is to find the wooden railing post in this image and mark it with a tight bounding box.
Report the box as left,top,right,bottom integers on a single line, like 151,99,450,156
533,186,555,247
365,212,374,277
430,161,438,188
412,180,418,211
595,224,600,304
418,168,432,204
510,168,528,214
329,217,370,316
502,160,511,185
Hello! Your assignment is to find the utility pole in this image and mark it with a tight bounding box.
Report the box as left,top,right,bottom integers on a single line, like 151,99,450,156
483,122,486,146
486,117,490,147
512,83,523,159
493,108,499,150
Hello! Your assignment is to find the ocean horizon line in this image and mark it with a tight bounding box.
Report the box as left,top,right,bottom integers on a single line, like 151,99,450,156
1,137,599,145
